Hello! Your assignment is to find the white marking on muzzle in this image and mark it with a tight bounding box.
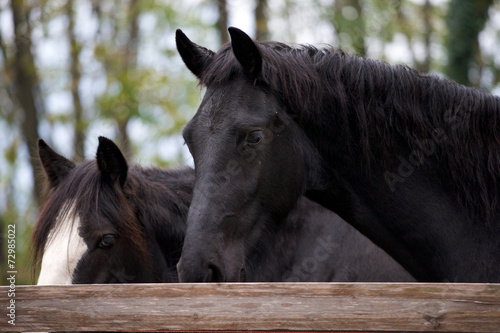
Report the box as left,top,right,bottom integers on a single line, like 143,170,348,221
37,203,88,285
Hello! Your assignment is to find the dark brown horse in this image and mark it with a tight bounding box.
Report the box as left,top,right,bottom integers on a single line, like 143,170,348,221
32,137,413,284
33,137,192,284
175,27,500,282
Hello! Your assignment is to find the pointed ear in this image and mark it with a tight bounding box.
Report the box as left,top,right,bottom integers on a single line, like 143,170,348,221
176,29,215,78
228,27,262,77
38,139,76,188
96,136,128,187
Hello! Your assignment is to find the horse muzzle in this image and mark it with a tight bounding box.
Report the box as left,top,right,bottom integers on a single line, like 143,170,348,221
177,254,246,283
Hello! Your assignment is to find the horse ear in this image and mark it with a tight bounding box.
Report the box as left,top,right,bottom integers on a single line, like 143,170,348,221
38,139,76,188
228,27,262,77
96,136,128,187
176,29,215,78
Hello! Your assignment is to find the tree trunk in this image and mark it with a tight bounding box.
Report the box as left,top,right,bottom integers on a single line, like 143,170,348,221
397,0,433,73
66,0,85,161
445,0,493,86
10,0,43,206
420,0,432,73
255,0,269,40
216,0,228,44
115,0,140,158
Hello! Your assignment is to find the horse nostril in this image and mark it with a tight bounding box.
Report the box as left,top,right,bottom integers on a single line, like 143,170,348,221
206,263,224,282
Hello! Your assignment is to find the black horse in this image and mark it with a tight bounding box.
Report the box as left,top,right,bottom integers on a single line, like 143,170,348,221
32,137,413,284
175,27,500,283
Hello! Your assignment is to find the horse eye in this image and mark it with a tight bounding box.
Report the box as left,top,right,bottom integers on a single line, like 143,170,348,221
98,234,116,249
246,131,263,146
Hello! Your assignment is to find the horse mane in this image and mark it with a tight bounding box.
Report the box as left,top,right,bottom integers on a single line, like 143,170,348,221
200,41,500,223
126,166,193,260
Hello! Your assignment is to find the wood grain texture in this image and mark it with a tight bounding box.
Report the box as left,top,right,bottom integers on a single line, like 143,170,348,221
1,282,499,332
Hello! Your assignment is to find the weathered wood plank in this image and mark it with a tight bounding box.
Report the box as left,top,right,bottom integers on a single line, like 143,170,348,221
1,283,499,332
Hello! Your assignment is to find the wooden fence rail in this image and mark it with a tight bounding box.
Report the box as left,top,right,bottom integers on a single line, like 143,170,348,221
1,283,500,332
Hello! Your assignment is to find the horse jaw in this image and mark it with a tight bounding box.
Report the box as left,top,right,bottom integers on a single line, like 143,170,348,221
37,203,88,285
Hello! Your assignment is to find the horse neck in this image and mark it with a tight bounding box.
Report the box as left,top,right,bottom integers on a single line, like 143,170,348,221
245,198,320,281
300,56,500,281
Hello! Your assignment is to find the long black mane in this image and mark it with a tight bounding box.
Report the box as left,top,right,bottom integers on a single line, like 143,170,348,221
200,41,500,223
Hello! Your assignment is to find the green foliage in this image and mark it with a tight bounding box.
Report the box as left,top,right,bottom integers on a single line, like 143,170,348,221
4,140,19,165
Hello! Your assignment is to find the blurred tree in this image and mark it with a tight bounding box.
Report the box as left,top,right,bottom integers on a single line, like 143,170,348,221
94,0,206,162
10,0,44,206
216,0,229,43
65,0,85,161
391,0,436,73
445,0,493,86
0,0,216,284
255,0,269,40
0,0,43,284
420,0,433,73
332,0,366,56
95,0,141,158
